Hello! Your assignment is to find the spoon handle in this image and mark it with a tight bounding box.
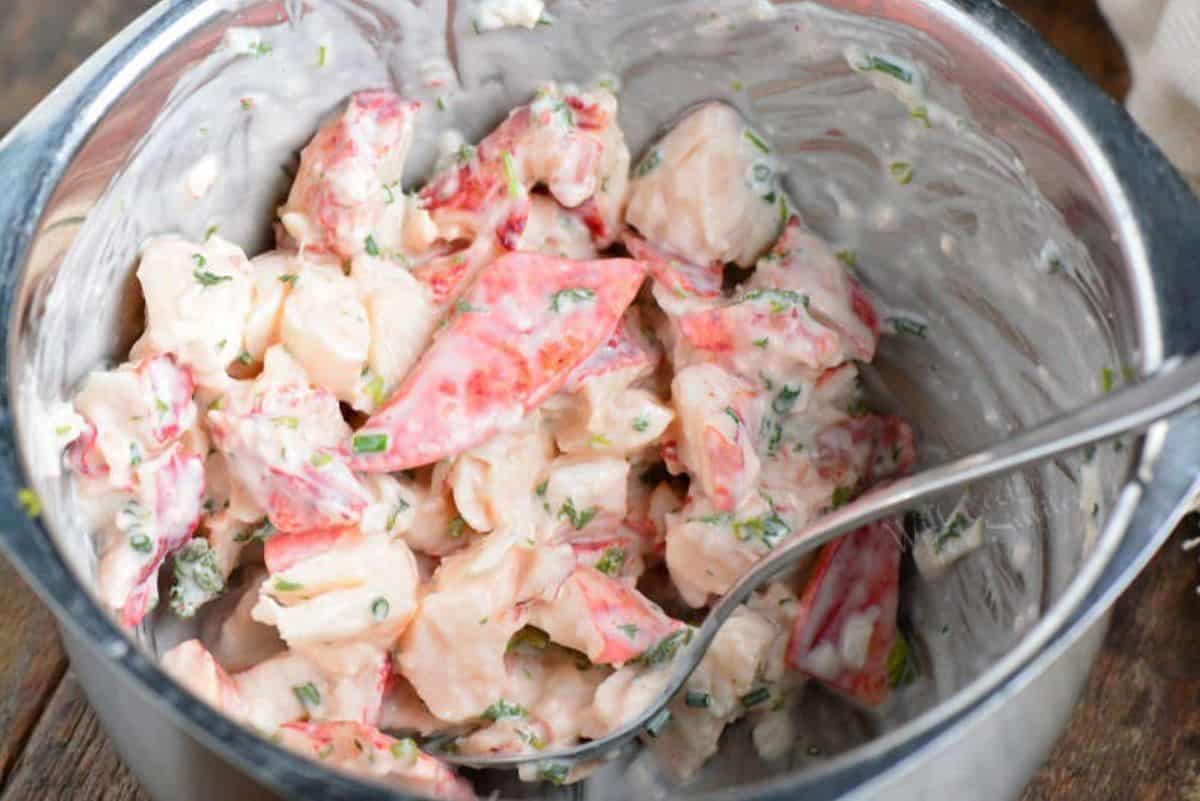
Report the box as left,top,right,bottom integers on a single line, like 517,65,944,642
708,352,1200,634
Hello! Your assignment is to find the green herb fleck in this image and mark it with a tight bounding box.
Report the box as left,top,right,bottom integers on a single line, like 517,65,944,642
129,442,143,468
293,682,321,708
364,234,381,257
887,632,917,688
634,149,662,178
934,513,971,553
538,761,570,785
633,629,688,668
693,512,733,526
618,623,640,639
130,533,153,553
317,45,328,67
685,690,712,708
742,287,808,314
205,224,219,240
170,538,225,617
507,626,550,652
275,578,303,592
831,485,854,508
559,497,598,530
594,547,627,577
250,41,273,57
273,416,299,429
193,266,233,288
632,415,650,433
731,79,744,92
390,738,417,764
436,96,447,111
836,249,858,268
352,432,389,454
1101,366,1114,394
744,128,771,154
481,699,527,721
910,105,932,128
278,273,298,287
549,287,595,312
371,597,390,620
740,687,771,707
589,433,612,448
732,510,790,547
773,385,803,416
363,374,386,407
890,161,915,185
502,151,522,197
448,516,467,538
310,451,332,468
724,406,742,427
240,97,254,111
859,54,913,83
888,316,928,337
236,351,254,366
753,337,769,349
535,480,549,497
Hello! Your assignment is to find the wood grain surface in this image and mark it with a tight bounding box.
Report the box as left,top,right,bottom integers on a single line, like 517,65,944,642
0,1,1189,800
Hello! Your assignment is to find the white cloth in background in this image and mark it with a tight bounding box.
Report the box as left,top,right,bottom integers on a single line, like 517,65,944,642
1099,0,1200,189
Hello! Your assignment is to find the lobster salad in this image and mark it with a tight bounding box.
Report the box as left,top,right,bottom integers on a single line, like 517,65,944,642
56,81,918,797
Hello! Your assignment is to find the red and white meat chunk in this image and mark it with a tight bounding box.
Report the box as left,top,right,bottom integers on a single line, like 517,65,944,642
626,102,782,268
786,520,902,706
133,235,254,391
349,252,646,473
278,91,419,261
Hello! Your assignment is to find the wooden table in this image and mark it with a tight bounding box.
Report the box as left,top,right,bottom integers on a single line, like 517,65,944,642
0,2,1190,800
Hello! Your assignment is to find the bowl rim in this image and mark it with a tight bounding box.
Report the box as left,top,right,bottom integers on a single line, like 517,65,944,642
0,1,1198,799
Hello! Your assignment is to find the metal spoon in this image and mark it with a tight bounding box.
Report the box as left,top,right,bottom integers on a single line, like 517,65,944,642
440,353,1200,771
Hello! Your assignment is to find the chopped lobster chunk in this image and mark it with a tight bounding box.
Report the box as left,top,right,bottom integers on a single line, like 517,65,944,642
567,527,645,583
664,492,792,608
420,84,616,241
208,379,370,534
626,102,782,268
749,216,879,362
520,194,600,258
161,640,249,723
397,533,575,722
350,253,647,472
623,231,724,307
253,530,420,649
449,412,554,533
786,520,901,706
278,261,370,405
359,472,419,537
458,644,607,757
814,413,917,494
133,235,253,390
244,250,303,361
584,661,673,737
279,91,419,261
70,354,197,491
98,446,205,627
674,288,846,378
232,647,391,731
624,479,684,563
645,606,781,779
563,307,661,392
411,237,508,308
528,565,686,664
671,364,762,512
277,722,474,801
350,254,439,412
540,456,629,534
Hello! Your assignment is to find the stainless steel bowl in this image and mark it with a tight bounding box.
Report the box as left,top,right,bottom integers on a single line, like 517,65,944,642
3,1,1200,800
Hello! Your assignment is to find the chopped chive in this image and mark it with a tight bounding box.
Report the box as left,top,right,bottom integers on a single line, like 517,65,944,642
130,533,153,553
363,374,386,407
618,623,639,639
860,54,913,83
753,337,769,349
740,687,770,707
589,433,612,447
538,761,569,785
685,690,712,708
634,149,662,178
278,273,298,286
831,485,854,508
535,480,548,497
594,547,627,577
352,432,388,454
559,497,598,530
436,96,447,111
236,351,253,366
273,416,300,429
549,287,595,312
890,161,915,185
502,151,522,197
390,738,417,764
293,682,321,707
724,406,742,426
194,268,233,288
364,234,380,257
1101,366,1114,394
911,105,932,128
836,249,858,268
204,224,219,240
632,415,650,433
370,597,390,620
744,128,771,154
317,45,328,67
888,316,928,337
481,699,526,721
448,516,467,538
275,578,303,592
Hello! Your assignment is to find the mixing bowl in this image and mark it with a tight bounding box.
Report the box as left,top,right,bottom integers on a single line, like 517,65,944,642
3,1,1200,799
